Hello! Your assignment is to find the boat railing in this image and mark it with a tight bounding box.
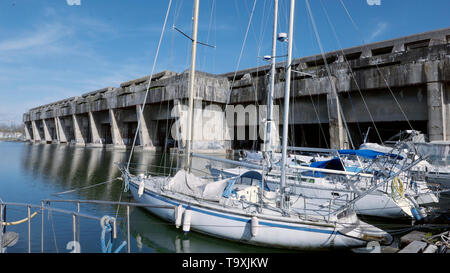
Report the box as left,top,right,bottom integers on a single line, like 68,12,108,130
0,199,175,253
125,162,213,179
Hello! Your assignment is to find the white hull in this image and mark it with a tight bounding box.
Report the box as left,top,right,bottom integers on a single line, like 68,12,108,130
426,173,450,189
127,177,390,250
211,168,417,219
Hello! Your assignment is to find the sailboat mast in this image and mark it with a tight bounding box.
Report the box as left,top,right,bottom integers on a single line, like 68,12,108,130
185,0,200,172
264,0,279,152
280,0,295,209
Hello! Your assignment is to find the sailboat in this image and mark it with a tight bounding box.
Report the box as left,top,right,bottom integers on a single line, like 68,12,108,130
362,130,450,190
209,141,438,219
209,129,439,219
206,2,440,220
119,0,392,250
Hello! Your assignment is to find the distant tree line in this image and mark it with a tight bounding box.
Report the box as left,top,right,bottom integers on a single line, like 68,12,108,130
0,122,24,133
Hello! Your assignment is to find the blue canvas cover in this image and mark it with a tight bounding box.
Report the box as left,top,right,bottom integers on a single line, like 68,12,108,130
338,149,404,160
309,157,345,170
301,157,345,178
222,171,270,198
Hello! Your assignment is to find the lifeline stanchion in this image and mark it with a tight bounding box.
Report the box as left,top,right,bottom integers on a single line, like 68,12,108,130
127,205,130,253
27,205,31,253
72,214,77,252
0,203,3,254
41,200,44,253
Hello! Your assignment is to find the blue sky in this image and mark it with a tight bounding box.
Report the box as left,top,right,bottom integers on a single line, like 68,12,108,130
0,0,448,124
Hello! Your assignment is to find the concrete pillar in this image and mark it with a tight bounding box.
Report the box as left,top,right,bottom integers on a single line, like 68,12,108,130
392,42,405,53
361,48,372,58
136,105,155,151
327,78,349,149
72,114,85,146
171,99,230,153
31,120,41,143
427,82,447,141
55,116,68,143
446,84,450,141
24,123,32,141
88,111,103,147
53,117,60,143
109,109,126,149
42,119,52,143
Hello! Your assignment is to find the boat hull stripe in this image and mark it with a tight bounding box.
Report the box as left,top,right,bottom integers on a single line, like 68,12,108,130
130,182,336,235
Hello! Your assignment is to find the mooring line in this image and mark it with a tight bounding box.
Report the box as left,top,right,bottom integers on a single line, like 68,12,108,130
51,177,120,196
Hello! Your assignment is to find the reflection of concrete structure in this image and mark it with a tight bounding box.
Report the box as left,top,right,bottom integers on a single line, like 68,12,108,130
50,145,68,179
24,28,450,150
69,148,84,187
20,143,166,201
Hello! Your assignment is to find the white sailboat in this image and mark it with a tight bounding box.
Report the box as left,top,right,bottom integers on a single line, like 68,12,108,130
206,1,440,220
119,0,393,250
210,138,439,219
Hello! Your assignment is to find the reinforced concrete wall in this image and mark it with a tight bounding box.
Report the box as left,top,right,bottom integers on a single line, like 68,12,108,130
23,27,450,151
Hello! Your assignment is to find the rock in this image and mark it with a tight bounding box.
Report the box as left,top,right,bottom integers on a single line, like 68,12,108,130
399,231,427,248
423,244,438,253
381,246,399,253
398,241,428,253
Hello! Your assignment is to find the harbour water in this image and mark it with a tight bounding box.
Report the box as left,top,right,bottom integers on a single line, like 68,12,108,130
1,141,448,253
0,141,292,253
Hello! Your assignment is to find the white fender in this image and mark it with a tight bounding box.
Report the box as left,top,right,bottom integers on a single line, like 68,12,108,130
251,216,258,237
182,209,192,234
174,205,184,228
138,181,145,197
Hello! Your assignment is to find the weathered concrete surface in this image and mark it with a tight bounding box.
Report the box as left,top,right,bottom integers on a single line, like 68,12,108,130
23,27,450,150
398,241,428,253
399,230,427,248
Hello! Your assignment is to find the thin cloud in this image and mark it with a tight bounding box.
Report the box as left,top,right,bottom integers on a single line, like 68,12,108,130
367,22,388,42
0,23,69,52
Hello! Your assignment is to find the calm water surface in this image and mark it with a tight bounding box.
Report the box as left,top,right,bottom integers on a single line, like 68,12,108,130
0,141,294,253
1,141,448,253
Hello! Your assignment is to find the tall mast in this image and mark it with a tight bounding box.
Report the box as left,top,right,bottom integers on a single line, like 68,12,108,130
185,0,200,172
264,0,279,152
280,0,295,209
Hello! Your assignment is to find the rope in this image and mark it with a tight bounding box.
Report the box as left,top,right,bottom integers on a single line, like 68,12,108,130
126,0,173,171
200,0,216,71
318,0,383,145
100,216,127,253
51,177,120,196
1,211,39,226
305,0,355,150
229,0,258,102
304,17,329,148
338,0,414,131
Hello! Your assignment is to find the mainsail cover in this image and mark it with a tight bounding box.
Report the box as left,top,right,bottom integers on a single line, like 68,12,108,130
164,170,231,201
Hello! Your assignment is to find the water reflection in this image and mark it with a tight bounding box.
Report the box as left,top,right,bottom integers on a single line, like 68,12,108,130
127,206,290,253
15,142,252,253
20,143,168,201
1,141,446,252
